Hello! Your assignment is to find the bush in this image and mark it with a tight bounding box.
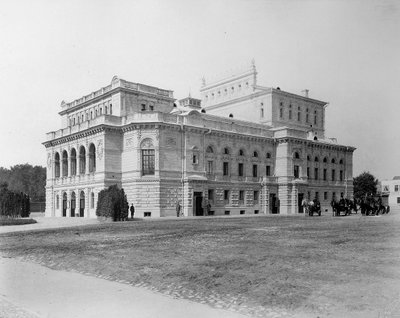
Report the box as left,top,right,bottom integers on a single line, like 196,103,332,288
96,185,129,221
0,183,30,218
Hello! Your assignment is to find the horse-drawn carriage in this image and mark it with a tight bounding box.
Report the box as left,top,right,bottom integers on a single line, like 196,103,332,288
302,199,321,216
331,199,357,216
359,196,389,216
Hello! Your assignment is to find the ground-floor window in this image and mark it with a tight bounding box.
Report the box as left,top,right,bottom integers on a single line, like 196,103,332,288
239,190,245,205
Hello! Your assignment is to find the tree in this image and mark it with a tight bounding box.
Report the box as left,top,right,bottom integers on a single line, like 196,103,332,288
353,172,378,201
96,185,129,221
0,164,46,202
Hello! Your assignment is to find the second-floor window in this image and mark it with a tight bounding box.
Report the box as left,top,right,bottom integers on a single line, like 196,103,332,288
294,165,299,178
207,161,213,174
238,163,244,177
142,149,155,175
252,164,258,177
223,162,229,176
266,165,271,176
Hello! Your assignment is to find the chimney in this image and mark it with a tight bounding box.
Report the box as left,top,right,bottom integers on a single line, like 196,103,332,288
302,89,309,98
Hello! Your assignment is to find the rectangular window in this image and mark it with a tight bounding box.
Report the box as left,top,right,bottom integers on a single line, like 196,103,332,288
315,192,319,200
142,150,155,175
254,191,259,203
294,165,299,178
397,197,400,204
225,210,230,215
307,167,310,179
314,168,318,180
333,192,336,201
224,190,230,203
280,108,283,118
266,165,271,176
261,108,264,118
289,110,292,120
252,164,258,177
239,190,245,204
331,169,336,181
324,192,328,200
144,212,151,217
254,210,259,214
240,210,245,215
297,112,301,121
238,163,244,177
208,189,214,204
207,161,213,174
223,162,229,176
192,154,198,164
340,170,343,181
395,185,399,192
323,168,327,181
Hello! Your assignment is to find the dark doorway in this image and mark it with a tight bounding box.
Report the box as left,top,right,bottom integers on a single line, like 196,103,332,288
194,192,204,216
62,193,67,217
269,193,279,214
70,192,76,217
80,191,85,217
298,193,304,213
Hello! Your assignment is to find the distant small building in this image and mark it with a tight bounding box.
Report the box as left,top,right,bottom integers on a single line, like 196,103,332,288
380,176,400,211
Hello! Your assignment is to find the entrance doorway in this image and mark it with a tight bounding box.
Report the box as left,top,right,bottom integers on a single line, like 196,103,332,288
62,193,67,217
80,191,85,217
298,193,304,213
269,193,279,214
194,192,204,216
71,192,76,217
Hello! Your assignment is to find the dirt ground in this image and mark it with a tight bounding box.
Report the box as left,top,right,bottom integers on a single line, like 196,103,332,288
1,213,400,317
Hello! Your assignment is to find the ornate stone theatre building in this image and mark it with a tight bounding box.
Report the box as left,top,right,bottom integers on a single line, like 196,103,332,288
43,63,355,218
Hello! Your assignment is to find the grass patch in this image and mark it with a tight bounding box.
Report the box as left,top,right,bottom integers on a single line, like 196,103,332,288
0,218,37,226
1,214,399,317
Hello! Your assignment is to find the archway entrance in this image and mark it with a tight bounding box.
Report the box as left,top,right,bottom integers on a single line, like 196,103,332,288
194,192,204,216
80,191,85,217
62,193,67,217
71,192,76,217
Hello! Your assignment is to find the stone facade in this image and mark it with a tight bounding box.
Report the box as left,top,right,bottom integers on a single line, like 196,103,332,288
43,66,355,218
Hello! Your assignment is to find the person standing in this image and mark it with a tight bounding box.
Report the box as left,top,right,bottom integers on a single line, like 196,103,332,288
130,204,135,219
176,201,181,217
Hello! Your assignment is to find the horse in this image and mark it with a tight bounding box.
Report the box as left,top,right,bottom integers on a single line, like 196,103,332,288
332,200,350,216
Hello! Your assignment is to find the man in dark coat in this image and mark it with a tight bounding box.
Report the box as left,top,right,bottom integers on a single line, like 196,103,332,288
130,204,135,219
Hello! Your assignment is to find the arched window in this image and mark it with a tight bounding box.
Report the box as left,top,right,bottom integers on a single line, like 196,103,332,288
54,152,60,178
314,110,317,125
89,143,96,173
314,156,319,162
224,147,229,155
306,108,309,123
62,150,68,177
79,146,86,174
239,149,245,156
339,159,344,164
253,151,258,158
229,113,233,118
294,152,300,159
105,106,108,114
56,194,59,209
289,104,292,120
91,111,93,119
323,157,328,163
331,158,336,164
71,148,77,176
141,138,155,175
266,152,271,159
110,104,112,115
307,155,311,161
206,146,214,153
280,108,283,119
298,107,301,121
100,108,102,115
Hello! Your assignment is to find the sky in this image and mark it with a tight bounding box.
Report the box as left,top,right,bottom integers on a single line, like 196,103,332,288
0,0,399,180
